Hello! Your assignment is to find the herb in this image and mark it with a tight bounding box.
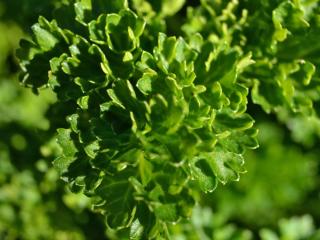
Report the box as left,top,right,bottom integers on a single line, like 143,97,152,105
15,0,320,238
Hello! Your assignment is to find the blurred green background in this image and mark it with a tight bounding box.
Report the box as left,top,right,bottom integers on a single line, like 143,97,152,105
0,0,319,239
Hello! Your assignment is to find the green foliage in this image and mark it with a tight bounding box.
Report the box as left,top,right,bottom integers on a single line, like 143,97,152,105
17,0,260,236
0,15,108,240
0,0,319,239
260,215,320,240
0,67,107,240
182,0,320,142
204,122,318,227
169,206,320,240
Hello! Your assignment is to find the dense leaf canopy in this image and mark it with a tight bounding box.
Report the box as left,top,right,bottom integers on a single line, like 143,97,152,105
1,0,320,239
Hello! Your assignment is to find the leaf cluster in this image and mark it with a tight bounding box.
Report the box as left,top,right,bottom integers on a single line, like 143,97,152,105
16,0,320,239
